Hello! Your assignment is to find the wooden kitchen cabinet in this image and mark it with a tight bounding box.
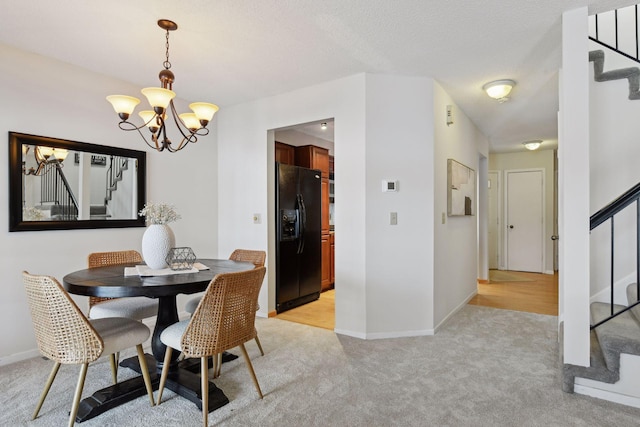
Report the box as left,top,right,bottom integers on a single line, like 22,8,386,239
275,141,295,165
320,178,330,235
330,232,335,285
321,233,332,291
295,145,329,178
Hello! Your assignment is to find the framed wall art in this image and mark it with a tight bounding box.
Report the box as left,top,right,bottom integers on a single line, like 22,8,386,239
447,158,475,216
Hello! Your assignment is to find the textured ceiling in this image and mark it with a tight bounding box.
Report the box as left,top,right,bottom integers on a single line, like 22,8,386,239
0,0,636,152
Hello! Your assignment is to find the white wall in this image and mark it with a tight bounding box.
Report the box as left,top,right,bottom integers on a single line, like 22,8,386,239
489,150,556,274
0,43,219,364
560,7,591,366
364,75,435,336
433,83,489,328
217,73,485,338
217,74,368,336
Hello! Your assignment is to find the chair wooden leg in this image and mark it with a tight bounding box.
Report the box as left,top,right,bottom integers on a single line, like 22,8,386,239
32,362,61,420
68,363,88,427
201,357,209,427
211,354,218,379
254,334,265,356
239,343,263,399
156,347,173,405
136,344,155,406
109,353,118,384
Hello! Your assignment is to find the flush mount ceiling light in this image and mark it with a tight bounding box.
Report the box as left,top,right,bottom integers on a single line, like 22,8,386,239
107,19,219,153
523,140,542,151
482,79,516,103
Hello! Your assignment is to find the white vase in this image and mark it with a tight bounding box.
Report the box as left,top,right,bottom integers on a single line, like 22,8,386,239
141,224,175,269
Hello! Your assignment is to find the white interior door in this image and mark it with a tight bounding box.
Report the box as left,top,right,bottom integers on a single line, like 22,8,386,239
488,171,500,269
505,169,544,272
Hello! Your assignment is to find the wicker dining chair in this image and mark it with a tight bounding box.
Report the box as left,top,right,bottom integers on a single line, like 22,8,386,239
184,249,266,359
157,267,267,427
87,250,158,320
22,271,155,427
87,250,159,382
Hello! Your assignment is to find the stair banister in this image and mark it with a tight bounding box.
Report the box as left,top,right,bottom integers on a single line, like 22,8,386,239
590,181,640,329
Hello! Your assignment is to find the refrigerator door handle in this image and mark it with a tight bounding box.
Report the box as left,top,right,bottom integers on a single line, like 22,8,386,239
297,193,306,254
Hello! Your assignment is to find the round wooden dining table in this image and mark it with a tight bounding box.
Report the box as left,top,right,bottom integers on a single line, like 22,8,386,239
62,258,254,422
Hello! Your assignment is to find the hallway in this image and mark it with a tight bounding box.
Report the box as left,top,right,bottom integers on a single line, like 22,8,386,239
469,270,559,316
277,270,558,332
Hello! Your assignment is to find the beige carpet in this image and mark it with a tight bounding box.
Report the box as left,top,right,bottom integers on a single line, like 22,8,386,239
2,307,640,426
489,269,535,282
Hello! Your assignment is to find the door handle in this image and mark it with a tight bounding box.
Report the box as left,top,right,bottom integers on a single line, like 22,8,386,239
551,235,559,241
509,225,514,229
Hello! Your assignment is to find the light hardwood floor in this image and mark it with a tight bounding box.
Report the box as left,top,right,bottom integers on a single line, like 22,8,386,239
276,289,335,330
277,270,558,330
469,270,558,316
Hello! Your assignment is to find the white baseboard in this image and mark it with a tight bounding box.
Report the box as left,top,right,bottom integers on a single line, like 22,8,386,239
0,348,41,367
333,328,366,339
434,288,477,334
364,328,434,340
574,384,640,409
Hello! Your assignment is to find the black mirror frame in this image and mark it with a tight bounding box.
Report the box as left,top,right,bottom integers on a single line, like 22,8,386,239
9,132,147,232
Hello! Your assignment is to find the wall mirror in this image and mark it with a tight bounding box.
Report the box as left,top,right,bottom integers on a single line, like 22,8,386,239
9,132,146,231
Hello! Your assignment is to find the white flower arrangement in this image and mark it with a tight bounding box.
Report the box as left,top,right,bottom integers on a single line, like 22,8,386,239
23,206,45,221
139,202,181,225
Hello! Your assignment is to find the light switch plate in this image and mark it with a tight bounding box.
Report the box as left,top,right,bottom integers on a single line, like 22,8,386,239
390,212,398,225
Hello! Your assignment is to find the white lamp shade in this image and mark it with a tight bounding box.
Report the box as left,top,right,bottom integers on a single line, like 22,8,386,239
483,80,515,100
179,112,201,131
139,110,158,129
189,102,219,123
141,87,176,109
106,95,140,115
52,148,68,162
36,146,54,160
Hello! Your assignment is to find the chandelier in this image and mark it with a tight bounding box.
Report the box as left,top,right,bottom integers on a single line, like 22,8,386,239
106,19,219,153
23,145,69,176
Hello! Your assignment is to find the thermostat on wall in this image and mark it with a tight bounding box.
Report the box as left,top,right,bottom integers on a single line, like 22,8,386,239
382,180,398,192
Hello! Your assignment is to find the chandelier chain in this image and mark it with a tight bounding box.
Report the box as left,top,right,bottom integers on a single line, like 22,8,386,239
163,29,171,70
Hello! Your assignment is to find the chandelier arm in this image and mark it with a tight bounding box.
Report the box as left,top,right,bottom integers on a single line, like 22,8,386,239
169,100,198,140
118,120,165,152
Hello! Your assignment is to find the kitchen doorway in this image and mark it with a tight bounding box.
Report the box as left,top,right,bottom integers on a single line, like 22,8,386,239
273,119,335,329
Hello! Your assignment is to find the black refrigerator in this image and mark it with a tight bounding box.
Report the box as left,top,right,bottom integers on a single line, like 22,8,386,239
276,163,322,313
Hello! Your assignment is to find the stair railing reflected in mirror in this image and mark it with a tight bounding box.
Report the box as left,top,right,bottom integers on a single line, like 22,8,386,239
9,132,146,231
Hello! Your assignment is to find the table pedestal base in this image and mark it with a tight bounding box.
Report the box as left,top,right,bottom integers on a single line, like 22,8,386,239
74,354,229,423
